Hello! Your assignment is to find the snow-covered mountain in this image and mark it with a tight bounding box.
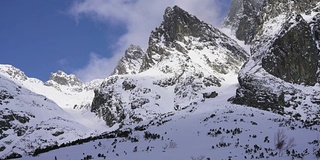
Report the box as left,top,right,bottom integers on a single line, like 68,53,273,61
112,45,146,75
0,65,109,159
90,5,249,127
225,0,320,123
1,2,320,160
223,0,264,44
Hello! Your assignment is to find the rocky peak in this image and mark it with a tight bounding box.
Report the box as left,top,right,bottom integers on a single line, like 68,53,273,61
0,64,28,81
140,5,249,72
92,6,249,127
262,0,319,19
112,44,145,75
261,16,319,86
224,0,264,44
46,70,82,87
224,0,320,44
160,5,204,44
230,0,320,117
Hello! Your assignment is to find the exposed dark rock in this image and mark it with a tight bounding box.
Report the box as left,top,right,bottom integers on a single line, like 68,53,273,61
262,0,319,19
0,65,28,81
122,80,136,91
262,16,319,86
0,109,33,140
131,98,150,109
52,131,64,137
203,76,221,87
224,0,264,44
141,5,207,71
46,70,82,87
233,75,286,112
140,5,248,72
113,45,145,75
4,152,22,159
0,90,14,105
232,8,320,115
203,92,218,99
92,5,248,126
225,0,320,44
0,145,5,152
91,77,126,127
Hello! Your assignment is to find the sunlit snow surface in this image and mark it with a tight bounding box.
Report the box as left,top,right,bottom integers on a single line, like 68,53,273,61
5,62,316,159
0,65,110,158
3,4,320,159
27,75,320,160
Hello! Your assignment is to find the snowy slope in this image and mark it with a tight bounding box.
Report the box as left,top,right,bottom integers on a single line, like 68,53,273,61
0,65,109,159
112,45,146,75
230,2,320,123
1,3,320,160
0,65,105,127
90,6,249,127
26,80,320,160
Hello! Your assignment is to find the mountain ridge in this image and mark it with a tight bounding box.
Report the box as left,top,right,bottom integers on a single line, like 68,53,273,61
1,2,320,159
0,64,108,158
225,0,320,124
90,5,249,127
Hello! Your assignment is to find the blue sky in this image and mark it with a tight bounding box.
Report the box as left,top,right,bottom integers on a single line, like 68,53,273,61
0,0,231,82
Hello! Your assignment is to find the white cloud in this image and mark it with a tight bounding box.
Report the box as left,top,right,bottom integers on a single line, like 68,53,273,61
69,0,231,82
74,52,122,82
58,58,68,66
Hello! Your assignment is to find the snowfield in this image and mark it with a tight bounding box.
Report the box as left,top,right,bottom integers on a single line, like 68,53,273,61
26,82,320,160
1,3,320,160
5,71,316,160
0,65,110,159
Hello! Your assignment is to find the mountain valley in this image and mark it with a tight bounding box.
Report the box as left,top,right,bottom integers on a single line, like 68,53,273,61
1,1,320,159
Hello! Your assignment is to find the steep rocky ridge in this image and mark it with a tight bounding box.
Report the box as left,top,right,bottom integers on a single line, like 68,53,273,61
0,65,103,109
141,6,248,72
45,70,85,92
224,0,320,44
91,6,249,127
112,45,145,75
262,15,319,86
0,67,106,159
0,65,108,158
46,70,82,87
227,0,320,123
224,0,264,44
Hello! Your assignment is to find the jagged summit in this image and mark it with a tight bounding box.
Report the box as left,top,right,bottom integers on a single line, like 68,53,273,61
0,65,105,158
140,5,248,72
160,5,204,43
92,6,249,127
224,0,320,44
0,64,28,81
112,44,145,75
2,2,320,160
228,0,320,121
223,0,264,44
45,70,82,87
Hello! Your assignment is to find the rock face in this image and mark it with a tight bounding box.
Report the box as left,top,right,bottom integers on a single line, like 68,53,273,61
141,6,248,72
0,65,28,81
224,0,264,44
229,0,320,120
262,16,318,86
0,66,100,159
224,0,320,44
46,70,82,87
44,70,87,92
262,0,319,18
112,45,145,75
91,5,249,127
